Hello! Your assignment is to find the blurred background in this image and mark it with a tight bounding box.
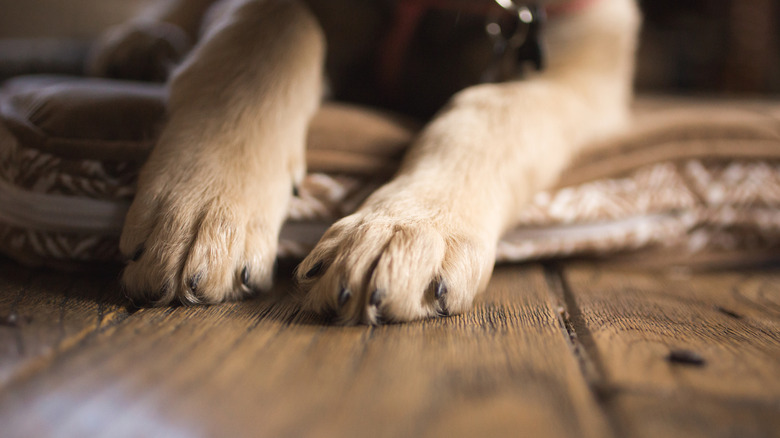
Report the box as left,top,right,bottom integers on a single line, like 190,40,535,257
637,0,779,96
0,0,778,96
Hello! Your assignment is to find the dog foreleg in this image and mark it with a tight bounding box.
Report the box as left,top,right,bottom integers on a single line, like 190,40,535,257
121,0,324,304
298,0,640,324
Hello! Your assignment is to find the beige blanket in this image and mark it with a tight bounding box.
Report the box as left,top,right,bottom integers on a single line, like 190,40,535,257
1,76,778,269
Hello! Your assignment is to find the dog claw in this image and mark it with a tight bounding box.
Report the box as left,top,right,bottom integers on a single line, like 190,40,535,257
188,273,202,293
435,281,448,299
369,289,384,307
304,261,324,279
338,287,352,307
241,266,250,287
435,281,450,316
131,246,145,262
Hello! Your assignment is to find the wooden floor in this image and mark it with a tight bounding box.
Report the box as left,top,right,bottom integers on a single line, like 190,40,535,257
0,256,778,438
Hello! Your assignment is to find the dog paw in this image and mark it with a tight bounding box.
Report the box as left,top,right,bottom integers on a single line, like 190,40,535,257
296,204,495,324
87,21,191,81
119,130,298,306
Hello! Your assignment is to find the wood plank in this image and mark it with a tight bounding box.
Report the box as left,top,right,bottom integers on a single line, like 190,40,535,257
0,264,610,438
611,393,780,438
557,264,780,438
0,258,130,386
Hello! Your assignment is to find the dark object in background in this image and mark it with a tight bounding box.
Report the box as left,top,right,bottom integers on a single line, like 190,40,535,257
0,1,777,96
666,349,707,367
637,0,780,95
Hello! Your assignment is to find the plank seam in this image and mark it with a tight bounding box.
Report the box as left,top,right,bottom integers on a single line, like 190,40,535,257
543,264,625,437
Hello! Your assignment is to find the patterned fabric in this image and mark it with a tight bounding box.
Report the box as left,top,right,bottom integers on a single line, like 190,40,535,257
0,124,137,201
1,76,779,269
4,145,777,268
284,161,780,261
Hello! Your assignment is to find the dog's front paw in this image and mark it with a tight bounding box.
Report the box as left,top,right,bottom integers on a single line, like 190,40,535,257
87,21,191,81
119,133,296,306
297,203,495,324
119,183,284,306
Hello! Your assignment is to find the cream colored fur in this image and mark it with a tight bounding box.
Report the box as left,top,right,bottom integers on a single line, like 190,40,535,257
95,0,640,323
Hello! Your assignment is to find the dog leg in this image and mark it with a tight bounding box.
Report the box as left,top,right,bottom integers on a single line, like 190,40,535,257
121,0,324,305
298,0,640,324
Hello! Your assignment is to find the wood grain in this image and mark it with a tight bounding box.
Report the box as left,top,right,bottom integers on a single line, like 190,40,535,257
557,264,780,438
3,256,779,438
0,259,129,386
0,263,610,438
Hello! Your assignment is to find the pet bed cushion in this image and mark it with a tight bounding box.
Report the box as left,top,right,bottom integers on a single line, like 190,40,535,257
1,75,779,269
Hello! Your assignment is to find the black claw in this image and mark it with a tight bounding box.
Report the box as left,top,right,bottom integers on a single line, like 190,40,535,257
369,289,384,307
434,281,450,317
131,246,145,262
338,287,352,307
188,273,202,292
241,266,250,286
292,185,300,197
435,282,448,299
304,261,324,279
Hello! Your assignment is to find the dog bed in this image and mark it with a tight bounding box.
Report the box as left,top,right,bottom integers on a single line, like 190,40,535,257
1,75,779,270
